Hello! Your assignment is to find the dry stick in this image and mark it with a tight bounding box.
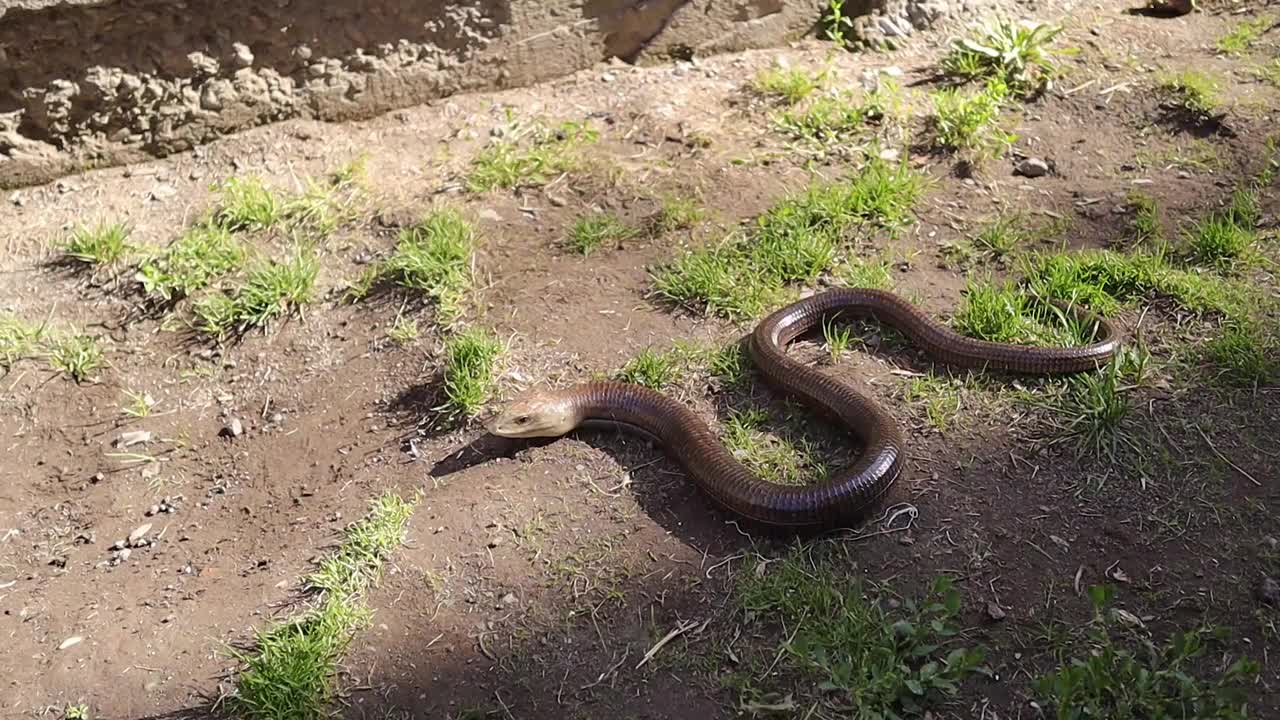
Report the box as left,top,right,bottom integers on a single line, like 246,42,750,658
1196,426,1262,486
635,619,699,670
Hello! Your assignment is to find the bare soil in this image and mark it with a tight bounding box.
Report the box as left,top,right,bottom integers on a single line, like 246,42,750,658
2,3,1278,719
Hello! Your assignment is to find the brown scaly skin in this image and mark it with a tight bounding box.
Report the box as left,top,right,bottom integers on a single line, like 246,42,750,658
487,288,1120,530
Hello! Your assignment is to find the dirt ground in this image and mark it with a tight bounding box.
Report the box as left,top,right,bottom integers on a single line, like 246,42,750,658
2,2,1278,719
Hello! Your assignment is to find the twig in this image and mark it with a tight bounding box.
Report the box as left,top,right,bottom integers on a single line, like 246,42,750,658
635,619,698,669
1196,426,1261,486
581,649,630,690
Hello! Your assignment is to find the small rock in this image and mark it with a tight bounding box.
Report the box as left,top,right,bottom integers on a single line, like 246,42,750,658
111,539,127,551
986,602,1007,621
878,148,901,162
115,430,153,448
1015,158,1051,178
232,43,255,68
600,72,616,83
221,418,244,438
129,523,152,543
1258,577,1280,606
501,593,518,606
146,505,160,517
488,535,505,549
270,413,284,424
116,548,132,563
477,208,502,223
58,636,83,650
9,192,24,207
90,472,105,484
146,184,177,202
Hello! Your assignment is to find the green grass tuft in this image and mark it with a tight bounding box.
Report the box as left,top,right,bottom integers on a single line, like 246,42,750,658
1129,192,1163,244
654,195,706,233
952,280,1079,347
1216,14,1274,55
653,159,922,319
229,492,417,720
929,79,1014,154
750,66,825,105
0,314,47,369
1204,319,1275,387
212,176,284,232
136,224,245,301
1184,214,1255,269
774,92,869,146
374,209,477,326
47,333,104,382
737,556,986,716
615,347,683,390
439,327,504,420
466,120,597,192
193,250,319,338
1156,71,1222,120
62,221,133,267
722,409,828,486
387,316,419,346
566,213,635,256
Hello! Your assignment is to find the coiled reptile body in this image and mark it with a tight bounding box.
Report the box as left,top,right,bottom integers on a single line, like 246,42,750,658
486,288,1119,529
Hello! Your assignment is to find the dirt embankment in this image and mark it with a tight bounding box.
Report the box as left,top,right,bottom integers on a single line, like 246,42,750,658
0,0,991,190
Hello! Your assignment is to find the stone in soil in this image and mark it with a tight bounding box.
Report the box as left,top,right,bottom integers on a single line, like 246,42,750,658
1015,158,1051,178
1258,577,1280,606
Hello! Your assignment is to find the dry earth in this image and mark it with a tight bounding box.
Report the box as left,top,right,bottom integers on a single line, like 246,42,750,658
2,2,1279,720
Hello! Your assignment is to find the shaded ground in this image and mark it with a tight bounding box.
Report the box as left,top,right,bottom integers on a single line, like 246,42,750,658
1,3,1278,720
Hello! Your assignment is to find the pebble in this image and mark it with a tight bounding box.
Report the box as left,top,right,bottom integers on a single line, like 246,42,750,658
270,413,284,424
986,602,1007,621
1258,577,1280,606
1015,158,1051,178
115,430,153,448
232,42,255,68
116,548,132,563
221,418,244,438
147,505,161,517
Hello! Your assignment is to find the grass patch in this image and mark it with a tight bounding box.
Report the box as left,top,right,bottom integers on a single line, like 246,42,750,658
212,176,284,232
1034,585,1259,719
941,17,1064,94
387,316,419,346
928,79,1014,154
1204,319,1275,387
1256,58,1280,88
654,195,706,233
722,408,829,486
774,92,869,147
193,250,319,339
229,492,417,720
1129,192,1163,244
354,208,476,327
1039,349,1147,460
835,255,895,289
438,327,504,420
46,333,104,383
0,314,46,369
736,555,986,716
904,373,964,431
1156,71,1223,120
943,214,1027,267
566,212,635,256
653,158,923,319
136,224,246,301
1216,14,1274,55
61,221,133,268
951,279,1081,347
466,119,597,192
750,65,825,105
615,347,684,390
